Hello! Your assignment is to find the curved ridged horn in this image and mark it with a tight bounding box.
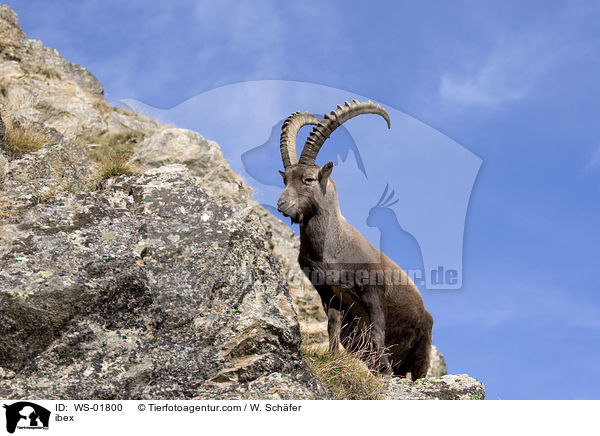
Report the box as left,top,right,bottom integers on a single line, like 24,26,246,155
298,100,391,165
280,112,320,168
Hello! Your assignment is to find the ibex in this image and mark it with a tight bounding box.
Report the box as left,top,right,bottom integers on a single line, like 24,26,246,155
277,100,433,379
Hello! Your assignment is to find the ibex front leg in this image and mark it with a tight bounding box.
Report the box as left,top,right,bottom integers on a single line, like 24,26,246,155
363,291,392,374
327,307,342,352
314,285,343,353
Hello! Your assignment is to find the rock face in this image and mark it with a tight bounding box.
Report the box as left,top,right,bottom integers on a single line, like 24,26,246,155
130,127,251,207
0,4,159,150
0,110,5,146
0,165,330,399
384,374,485,400
428,345,448,378
0,5,483,400
0,6,158,141
0,112,6,180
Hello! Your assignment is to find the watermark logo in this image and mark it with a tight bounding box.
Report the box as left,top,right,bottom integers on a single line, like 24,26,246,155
123,80,481,290
3,402,50,434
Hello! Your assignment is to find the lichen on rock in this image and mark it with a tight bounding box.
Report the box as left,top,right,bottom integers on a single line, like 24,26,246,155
0,165,330,399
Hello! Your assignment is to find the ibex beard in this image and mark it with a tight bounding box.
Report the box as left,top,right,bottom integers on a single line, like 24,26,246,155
277,100,433,380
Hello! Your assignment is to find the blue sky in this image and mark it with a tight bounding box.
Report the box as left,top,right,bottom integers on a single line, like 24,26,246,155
5,0,600,399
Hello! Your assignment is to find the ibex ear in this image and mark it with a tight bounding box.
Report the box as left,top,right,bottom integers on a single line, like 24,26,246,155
279,170,285,178
318,161,334,193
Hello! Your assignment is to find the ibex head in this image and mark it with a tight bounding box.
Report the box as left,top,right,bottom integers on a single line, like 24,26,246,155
277,100,391,224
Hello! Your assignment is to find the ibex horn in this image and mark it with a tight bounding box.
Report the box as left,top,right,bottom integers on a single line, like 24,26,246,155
280,112,321,168
298,100,390,165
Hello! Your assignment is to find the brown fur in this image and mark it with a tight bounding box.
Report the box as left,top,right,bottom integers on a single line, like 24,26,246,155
278,163,433,379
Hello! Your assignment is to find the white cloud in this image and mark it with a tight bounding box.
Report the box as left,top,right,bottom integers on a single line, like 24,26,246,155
191,1,342,82
439,28,571,107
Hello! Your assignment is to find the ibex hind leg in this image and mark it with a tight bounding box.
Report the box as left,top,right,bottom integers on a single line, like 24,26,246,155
395,331,431,380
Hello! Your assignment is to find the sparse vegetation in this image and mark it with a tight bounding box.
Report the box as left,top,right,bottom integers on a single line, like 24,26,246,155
2,123,46,156
3,88,36,113
85,131,144,180
114,106,138,117
35,100,69,119
97,153,131,179
301,343,386,400
92,100,112,116
35,66,61,80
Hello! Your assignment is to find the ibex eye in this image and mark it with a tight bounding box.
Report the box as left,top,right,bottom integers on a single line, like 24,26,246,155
303,177,316,184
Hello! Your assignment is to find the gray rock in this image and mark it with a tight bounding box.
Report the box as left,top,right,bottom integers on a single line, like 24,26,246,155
0,367,15,380
0,152,7,183
195,372,330,400
130,127,252,207
384,374,485,400
0,111,6,181
104,109,159,137
131,128,222,172
0,5,157,143
0,165,331,399
427,345,448,377
0,135,95,212
0,6,103,98
0,110,5,147
9,89,107,140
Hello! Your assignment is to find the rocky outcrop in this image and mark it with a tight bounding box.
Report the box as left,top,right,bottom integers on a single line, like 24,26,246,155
0,6,103,98
0,5,158,144
428,345,448,378
0,112,6,180
0,4,483,400
0,109,5,145
130,127,252,208
0,165,330,399
0,129,95,209
384,374,485,400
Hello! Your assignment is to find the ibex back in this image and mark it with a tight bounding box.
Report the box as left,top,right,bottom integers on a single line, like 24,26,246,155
277,101,433,379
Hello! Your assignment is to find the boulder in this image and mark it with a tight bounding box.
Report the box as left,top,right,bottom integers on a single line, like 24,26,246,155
130,127,252,207
385,374,485,400
0,110,5,147
0,165,331,399
427,345,448,377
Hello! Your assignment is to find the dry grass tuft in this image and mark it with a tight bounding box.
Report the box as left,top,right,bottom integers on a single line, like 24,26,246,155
97,152,131,179
3,88,36,113
301,342,386,400
3,123,46,156
35,66,61,80
92,100,112,116
85,132,144,180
